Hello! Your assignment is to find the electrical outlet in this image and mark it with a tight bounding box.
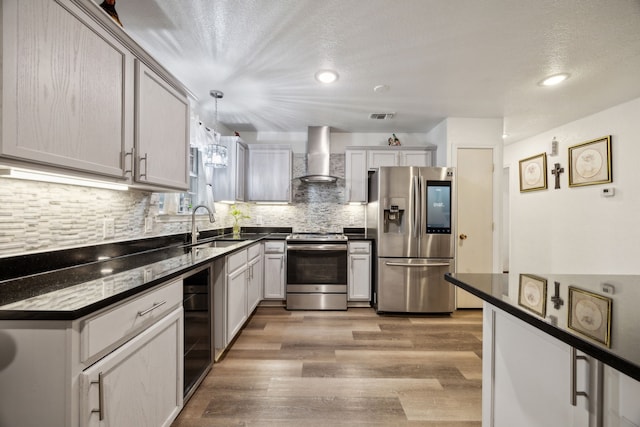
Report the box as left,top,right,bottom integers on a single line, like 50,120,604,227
144,267,153,282
256,215,264,225
102,277,116,293
144,216,153,233
349,215,355,225
103,218,115,239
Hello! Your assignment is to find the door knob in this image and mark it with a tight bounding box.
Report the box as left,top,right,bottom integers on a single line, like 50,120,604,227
459,234,468,240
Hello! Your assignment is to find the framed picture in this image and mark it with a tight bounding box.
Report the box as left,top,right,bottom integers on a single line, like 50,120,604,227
518,274,547,317
568,286,612,347
519,153,547,192
568,136,612,187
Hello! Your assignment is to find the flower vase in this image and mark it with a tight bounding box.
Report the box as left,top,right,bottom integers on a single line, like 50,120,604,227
233,222,240,238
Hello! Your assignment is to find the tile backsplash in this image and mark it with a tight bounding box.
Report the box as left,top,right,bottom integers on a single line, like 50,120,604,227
0,153,365,257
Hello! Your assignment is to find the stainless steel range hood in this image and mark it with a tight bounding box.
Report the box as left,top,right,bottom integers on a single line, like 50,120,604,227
299,126,338,183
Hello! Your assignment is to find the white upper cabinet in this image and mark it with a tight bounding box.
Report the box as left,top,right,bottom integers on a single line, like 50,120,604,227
400,149,433,167
1,0,191,191
345,149,368,203
213,136,247,202
134,60,189,190
368,147,435,170
345,146,436,203
367,150,399,169
247,144,292,203
1,0,134,179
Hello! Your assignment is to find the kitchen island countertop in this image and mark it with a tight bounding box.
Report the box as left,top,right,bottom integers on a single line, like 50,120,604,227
445,272,640,382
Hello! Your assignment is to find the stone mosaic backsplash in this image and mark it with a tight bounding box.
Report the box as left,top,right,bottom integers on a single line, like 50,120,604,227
0,153,365,257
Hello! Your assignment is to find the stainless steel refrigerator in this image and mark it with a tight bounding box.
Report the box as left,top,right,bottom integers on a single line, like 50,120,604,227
367,166,456,313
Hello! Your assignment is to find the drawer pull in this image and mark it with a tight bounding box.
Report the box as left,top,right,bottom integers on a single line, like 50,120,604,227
137,301,167,317
91,372,105,420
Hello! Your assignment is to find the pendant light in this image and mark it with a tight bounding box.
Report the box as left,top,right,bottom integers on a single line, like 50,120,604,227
204,89,228,168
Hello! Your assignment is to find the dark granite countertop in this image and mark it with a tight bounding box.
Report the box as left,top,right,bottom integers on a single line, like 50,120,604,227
445,272,640,382
0,227,291,321
343,227,375,241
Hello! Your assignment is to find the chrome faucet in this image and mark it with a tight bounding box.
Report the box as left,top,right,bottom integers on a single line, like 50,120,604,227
191,205,216,245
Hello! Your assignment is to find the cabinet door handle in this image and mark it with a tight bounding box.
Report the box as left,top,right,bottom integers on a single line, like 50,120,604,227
570,347,589,406
137,301,166,317
122,148,134,177
91,372,105,420
385,262,450,267
138,153,148,179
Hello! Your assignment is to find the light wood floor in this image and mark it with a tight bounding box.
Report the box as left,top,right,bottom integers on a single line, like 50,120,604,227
172,307,483,427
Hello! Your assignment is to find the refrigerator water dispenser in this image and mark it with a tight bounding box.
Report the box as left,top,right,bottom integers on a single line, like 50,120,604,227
383,198,405,233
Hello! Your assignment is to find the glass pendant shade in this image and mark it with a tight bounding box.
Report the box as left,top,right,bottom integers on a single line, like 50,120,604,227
203,89,228,168
204,142,228,168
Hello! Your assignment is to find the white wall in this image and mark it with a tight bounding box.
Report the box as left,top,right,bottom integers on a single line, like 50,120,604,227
504,97,640,274
425,119,448,167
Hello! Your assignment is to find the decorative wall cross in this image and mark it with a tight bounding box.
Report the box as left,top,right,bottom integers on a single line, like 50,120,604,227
551,281,564,309
551,163,564,189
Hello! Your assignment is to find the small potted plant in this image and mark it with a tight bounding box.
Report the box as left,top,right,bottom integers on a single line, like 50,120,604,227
229,204,249,238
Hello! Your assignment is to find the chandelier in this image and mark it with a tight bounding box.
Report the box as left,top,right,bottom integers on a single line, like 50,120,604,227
204,89,227,168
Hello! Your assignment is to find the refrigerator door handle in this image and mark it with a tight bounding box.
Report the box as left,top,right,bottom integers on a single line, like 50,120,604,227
385,262,451,267
412,176,420,238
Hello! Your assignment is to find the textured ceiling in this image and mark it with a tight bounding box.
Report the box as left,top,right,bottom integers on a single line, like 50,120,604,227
115,0,640,142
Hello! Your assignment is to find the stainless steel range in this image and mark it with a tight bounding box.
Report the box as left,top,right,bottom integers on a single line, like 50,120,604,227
285,233,348,310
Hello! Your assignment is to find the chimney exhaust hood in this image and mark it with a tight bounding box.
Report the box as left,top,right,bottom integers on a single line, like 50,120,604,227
299,126,338,183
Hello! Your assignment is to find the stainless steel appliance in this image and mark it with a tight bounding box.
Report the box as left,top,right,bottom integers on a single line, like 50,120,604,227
367,166,456,313
286,233,348,310
182,265,212,400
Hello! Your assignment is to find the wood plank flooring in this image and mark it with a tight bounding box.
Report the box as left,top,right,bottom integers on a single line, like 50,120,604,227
172,307,482,427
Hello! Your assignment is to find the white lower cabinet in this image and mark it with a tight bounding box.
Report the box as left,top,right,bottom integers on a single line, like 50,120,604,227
80,308,183,427
219,242,264,354
483,302,640,427
247,244,264,313
603,366,640,426
263,241,286,299
226,254,248,342
0,278,184,427
348,241,371,302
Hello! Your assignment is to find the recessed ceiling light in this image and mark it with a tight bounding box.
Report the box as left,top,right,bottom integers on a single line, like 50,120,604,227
539,73,570,87
373,84,390,93
315,70,339,84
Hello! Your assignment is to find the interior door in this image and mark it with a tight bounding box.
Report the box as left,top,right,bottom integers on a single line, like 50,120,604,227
456,148,493,308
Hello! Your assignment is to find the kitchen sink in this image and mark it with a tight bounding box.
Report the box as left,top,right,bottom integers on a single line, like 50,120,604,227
198,240,243,248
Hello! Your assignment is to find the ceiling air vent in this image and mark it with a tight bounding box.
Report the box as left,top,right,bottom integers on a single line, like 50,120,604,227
369,113,395,120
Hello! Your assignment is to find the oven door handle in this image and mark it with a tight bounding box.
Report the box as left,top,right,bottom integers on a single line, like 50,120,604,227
385,262,450,267
287,244,347,251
